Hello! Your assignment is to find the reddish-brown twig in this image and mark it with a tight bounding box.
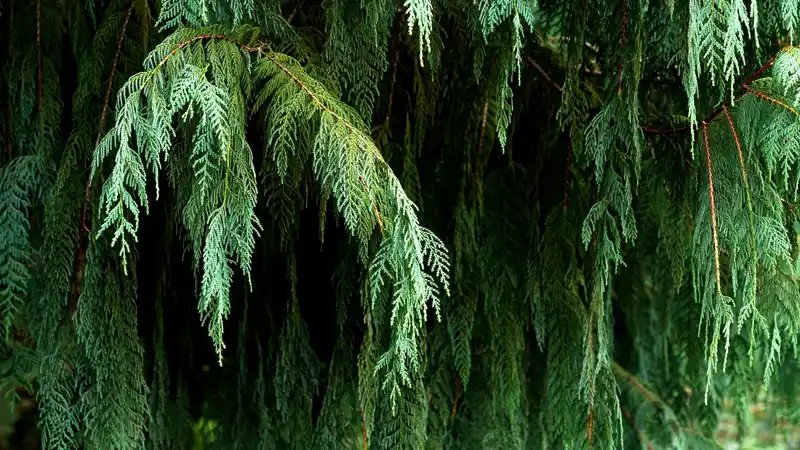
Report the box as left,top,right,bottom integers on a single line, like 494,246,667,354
526,56,562,92
449,375,463,426
69,3,134,312
744,85,799,116
702,121,722,294
620,404,655,450
359,408,368,450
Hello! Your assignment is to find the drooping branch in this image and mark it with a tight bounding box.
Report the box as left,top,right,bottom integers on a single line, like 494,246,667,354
261,51,376,138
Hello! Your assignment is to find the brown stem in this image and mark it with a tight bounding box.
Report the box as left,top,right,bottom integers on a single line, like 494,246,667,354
449,375,462,426
744,84,799,116
720,107,747,206
613,361,683,439
359,408,368,450
611,361,665,408
69,3,134,312
526,56,562,92
702,121,722,294
96,4,134,150
782,198,798,214
620,404,655,450
743,50,781,86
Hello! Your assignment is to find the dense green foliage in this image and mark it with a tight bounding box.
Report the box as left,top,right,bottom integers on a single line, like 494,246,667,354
4,0,800,447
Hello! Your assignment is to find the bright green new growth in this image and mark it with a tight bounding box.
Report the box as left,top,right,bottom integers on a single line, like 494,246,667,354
5,0,800,448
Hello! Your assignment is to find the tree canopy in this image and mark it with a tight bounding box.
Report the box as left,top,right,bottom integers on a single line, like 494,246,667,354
3,0,800,448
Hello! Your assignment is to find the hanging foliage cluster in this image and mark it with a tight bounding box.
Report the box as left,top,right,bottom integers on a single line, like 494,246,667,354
4,0,800,447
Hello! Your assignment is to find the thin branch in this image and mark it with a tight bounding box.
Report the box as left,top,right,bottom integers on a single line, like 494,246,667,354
157,34,268,69
69,2,134,312
620,404,655,450
96,4,134,150
449,375,462,427
526,56,562,92
702,121,722,295
611,361,666,409
152,35,389,237
782,198,798,214
360,408,368,450
744,85,799,116
743,51,781,86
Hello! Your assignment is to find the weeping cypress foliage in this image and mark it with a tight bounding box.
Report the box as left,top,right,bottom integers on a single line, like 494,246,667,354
5,0,800,447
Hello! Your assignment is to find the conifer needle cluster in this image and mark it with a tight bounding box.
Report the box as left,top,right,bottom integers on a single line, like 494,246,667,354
4,0,800,448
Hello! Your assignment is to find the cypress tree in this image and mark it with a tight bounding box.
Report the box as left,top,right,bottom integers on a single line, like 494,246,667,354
3,0,800,447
